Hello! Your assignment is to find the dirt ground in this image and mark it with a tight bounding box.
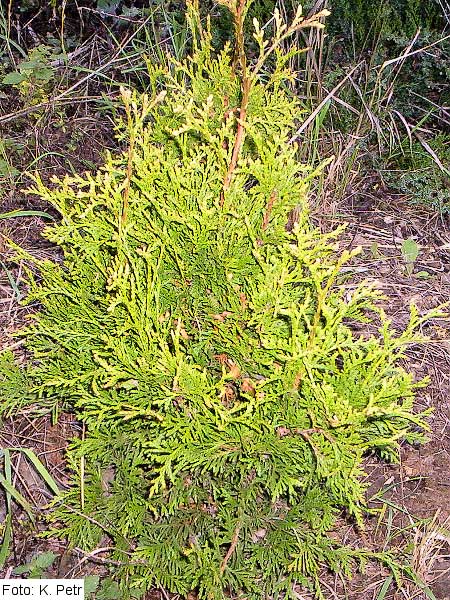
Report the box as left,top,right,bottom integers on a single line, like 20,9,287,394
1,129,449,599
327,190,450,599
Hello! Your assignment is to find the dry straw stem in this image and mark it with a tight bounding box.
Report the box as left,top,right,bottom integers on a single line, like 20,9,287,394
289,61,363,141
291,24,450,208
412,511,450,585
292,27,450,144
379,32,450,74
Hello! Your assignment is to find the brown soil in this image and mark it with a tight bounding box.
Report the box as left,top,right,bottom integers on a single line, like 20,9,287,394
323,189,450,600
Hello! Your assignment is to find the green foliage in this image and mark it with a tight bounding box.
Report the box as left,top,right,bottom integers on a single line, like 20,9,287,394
247,0,446,47
1,44,61,103
325,0,445,45
0,352,31,415
0,138,23,184
369,31,450,129
14,552,57,577
401,239,420,276
383,135,450,213
386,166,450,214
0,2,443,598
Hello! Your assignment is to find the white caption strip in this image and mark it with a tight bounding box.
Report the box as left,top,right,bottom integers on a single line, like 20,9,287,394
0,580,84,600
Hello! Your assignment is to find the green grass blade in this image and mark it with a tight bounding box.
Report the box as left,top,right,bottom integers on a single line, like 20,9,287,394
0,35,28,58
15,449,60,496
0,449,13,569
0,475,35,522
407,569,439,600
0,515,12,569
0,260,21,300
3,448,12,513
0,210,54,220
376,575,393,600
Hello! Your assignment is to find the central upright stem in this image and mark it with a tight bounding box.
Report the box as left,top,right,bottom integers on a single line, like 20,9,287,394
221,0,251,204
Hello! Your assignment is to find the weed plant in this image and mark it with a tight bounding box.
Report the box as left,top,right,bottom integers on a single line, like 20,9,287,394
0,1,445,598
383,135,450,213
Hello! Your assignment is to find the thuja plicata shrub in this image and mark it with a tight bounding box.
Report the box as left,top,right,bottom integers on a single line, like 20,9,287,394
0,1,445,598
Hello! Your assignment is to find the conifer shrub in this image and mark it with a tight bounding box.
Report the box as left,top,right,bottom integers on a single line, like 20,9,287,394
0,1,444,598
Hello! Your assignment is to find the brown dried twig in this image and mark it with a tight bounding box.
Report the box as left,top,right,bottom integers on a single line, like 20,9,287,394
220,523,241,574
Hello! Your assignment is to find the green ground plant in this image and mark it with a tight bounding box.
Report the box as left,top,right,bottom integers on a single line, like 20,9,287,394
250,0,446,47
383,134,450,213
325,0,445,45
0,1,445,598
